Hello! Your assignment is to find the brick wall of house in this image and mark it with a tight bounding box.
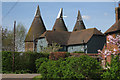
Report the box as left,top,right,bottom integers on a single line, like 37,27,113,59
25,42,34,52
106,34,119,51
49,52,67,60
49,52,99,60
102,33,120,65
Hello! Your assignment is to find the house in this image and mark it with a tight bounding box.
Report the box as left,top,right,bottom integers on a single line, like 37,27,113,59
104,2,120,54
102,3,120,65
67,28,105,53
24,5,46,51
25,5,105,53
36,8,105,53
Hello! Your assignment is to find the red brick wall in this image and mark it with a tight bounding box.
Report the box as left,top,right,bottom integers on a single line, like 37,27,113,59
70,53,98,57
102,33,119,65
49,52,67,60
49,52,99,60
25,42,34,52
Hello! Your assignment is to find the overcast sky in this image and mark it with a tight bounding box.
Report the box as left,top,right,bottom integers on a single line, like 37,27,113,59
2,2,119,33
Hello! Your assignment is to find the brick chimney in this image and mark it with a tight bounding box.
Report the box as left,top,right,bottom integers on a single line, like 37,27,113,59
115,2,120,22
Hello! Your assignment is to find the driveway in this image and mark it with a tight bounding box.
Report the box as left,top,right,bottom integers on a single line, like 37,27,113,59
1,74,40,80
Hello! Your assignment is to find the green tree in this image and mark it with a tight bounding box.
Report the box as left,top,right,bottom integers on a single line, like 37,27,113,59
2,23,26,52
2,28,14,51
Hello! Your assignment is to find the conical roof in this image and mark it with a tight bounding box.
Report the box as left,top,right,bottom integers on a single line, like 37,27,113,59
73,10,86,31
52,8,68,31
25,5,46,42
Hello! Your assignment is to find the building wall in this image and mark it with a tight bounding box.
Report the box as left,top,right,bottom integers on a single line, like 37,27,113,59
87,35,105,53
59,46,67,52
106,32,120,51
68,45,87,53
37,38,48,52
105,32,120,64
37,38,67,52
25,42,34,52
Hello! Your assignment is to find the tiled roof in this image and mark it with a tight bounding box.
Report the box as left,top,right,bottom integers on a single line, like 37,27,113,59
52,8,68,31
25,5,46,42
40,31,71,45
68,28,103,45
40,28,103,46
105,19,120,34
73,10,86,31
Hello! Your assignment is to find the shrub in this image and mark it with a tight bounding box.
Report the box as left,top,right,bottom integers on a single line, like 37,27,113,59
2,51,12,72
2,51,49,73
35,58,49,71
101,55,120,79
37,55,102,79
98,35,120,79
64,55,102,79
33,75,42,80
73,51,84,53
49,52,69,60
65,52,70,57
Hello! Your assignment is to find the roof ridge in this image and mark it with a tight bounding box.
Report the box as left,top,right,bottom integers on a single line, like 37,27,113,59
73,28,95,32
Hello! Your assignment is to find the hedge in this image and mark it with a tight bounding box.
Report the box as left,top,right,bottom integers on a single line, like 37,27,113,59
49,52,70,60
2,51,49,73
37,55,102,79
35,58,49,71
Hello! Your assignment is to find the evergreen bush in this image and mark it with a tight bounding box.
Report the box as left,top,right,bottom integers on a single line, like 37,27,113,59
101,55,120,79
37,55,102,79
2,51,49,73
35,58,49,71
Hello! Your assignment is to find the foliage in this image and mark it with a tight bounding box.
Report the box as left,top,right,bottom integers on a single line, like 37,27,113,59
101,55,120,79
33,75,42,80
65,52,70,57
73,51,84,53
2,23,26,52
2,28,14,51
98,35,120,59
15,23,26,52
2,51,12,72
49,52,69,60
40,43,62,54
2,51,49,73
35,58,49,71
37,55,101,79
98,35,120,79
